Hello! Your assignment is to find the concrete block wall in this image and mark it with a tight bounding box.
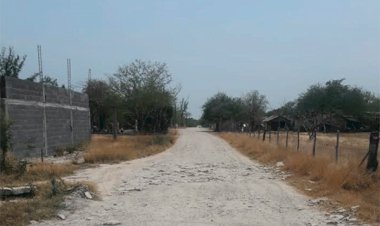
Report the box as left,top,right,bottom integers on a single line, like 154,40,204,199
0,76,90,158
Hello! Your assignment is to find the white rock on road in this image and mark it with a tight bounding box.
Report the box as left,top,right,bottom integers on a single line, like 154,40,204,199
32,128,363,226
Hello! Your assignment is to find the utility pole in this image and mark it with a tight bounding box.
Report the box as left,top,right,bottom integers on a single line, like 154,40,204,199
38,45,48,156
88,68,91,81
67,59,74,145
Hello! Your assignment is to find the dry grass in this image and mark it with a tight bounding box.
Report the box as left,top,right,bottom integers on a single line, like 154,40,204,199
0,161,79,187
84,130,177,163
0,154,96,226
0,182,65,226
264,131,369,163
0,180,97,226
0,161,81,226
0,130,177,225
219,132,380,224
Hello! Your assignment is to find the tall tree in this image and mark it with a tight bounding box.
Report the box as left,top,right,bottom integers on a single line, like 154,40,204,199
178,98,190,127
241,91,268,132
296,79,379,132
0,47,26,78
83,79,117,131
109,60,176,133
201,93,241,131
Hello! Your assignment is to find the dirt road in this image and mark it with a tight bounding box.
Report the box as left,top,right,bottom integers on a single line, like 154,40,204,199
36,128,337,226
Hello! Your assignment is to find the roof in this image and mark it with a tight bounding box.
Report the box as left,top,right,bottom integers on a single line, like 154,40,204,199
262,115,290,122
342,115,360,123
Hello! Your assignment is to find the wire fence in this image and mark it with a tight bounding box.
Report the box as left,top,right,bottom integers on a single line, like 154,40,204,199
249,129,370,164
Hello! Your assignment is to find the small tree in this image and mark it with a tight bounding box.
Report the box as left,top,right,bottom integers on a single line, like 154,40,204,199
26,72,59,87
83,79,116,131
0,47,26,78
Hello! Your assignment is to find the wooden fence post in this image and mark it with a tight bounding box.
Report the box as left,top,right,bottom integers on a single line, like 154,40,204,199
297,128,300,151
276,127,280,145
335,130,340,163
312,130,317,157
285,129,289,149
268,129,271,142
40,149,44,163
367,131,379,172
113,108,117,140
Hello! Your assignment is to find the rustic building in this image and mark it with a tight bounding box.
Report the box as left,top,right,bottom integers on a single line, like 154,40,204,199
262,115,291,131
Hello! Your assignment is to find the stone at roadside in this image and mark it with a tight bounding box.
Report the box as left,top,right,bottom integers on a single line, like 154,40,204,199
350,205,360,211
84,191,93,199
329,214,345,221
335,208,346,213
12,186,33,195
57,214,66,220
276,161,284,167
348,217,358,222
307,197,328,206
0,187,12,196
0,185,34,197
126,188,142,192
103,220,121,225
73,157,85,164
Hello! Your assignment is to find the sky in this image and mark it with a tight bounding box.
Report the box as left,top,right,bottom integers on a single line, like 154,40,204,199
1,0,379,118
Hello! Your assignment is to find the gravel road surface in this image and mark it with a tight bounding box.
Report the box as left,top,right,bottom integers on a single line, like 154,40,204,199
34,128,343,226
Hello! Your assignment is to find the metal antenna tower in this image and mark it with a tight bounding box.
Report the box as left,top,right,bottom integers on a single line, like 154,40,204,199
37,45,43,81
88,68,91,81
67,58,74,145
67,59,72,91
38,45,48,156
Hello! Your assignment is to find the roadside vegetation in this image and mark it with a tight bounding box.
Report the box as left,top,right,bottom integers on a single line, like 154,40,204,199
0,180,97,226
0,155,95,226
202,79,379,223
84,59,192,134
0,130,177,226
1,47,181,226
201,79,379,133
84,130,177,163
220,132,380,223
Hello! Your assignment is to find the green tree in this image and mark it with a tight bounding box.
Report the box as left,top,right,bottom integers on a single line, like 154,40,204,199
177,98,190,127
267,101,297,118
109,60,176,133
83,79,118,131
296,79,379,132
0,47,26,78
26,72,59,87
241,91,268,131
201,93,240,131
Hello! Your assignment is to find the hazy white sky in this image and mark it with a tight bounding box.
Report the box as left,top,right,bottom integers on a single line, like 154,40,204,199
1,0,379,118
